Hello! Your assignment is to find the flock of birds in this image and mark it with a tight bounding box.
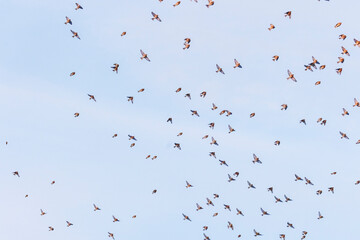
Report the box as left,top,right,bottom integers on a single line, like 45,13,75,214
6,0,360,239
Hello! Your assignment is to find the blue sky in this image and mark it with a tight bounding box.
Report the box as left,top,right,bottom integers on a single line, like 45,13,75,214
1,0,360,239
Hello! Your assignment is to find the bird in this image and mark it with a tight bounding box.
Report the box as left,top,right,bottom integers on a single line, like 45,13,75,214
70,72,75,76
228,125,235,133
13,171,20,177
227,221,234,230
152,189,157,194
203,226,208,231
236,208,244,216
287,222,295,229
196,203,203,211
93,204,101,211
127,96,134,104
121,32,126,36
252,154,262,164
268,187,273,193
284,194,292,202
285,11,291,19
206,198,214,206
247,180,256,189
334,22,342,28
208,122,215,129
48,226,54,231
111,63,119,73
354,38,360,47
182,213,191,221
268,24,275,31
112,215,120,222
219,160,228,166
320,65,326,70
75,3,83,10
66,221,73,227
206,0,214,8
88,94,96,102
274,196,283,203
174,143,181,150
210,137,218,146
274,140,280,146
40,209,46,216
315,81,321,86
177,132,183,137
339,34,347,40
272,55,279,61
305,177,314,185
260,208,270,216
250,112,255,118
353,98,360,107
74,113,79,117
254,229,262,237
200,91,207,98
128,135,137,141
279,234,286,240
51,180,55,185
65,16,72,25
287,70,297,82
300,119,306,125
342,108,349,116
190,110,199,117
341,46,350,56
233,172,239,177
209,152,216,158
140,49,151,61
203,233,210,240
337,57,344,63
318,211,324,219
228,174,235,182
70,30,80,39
281,104,288,110
151,12,161,22
167,118,173,124
328,187,334,193
316,190,323,195
108,232,115,240
295,174,303,181
185,181,193,188
175,87,182,93
336,68,343,75
173,1,181,7
216,64,225,74
233,59,242,68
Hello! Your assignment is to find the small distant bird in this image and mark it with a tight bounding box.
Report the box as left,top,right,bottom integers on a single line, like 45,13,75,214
209,152,216,158
70,72,76,76
121,32,126,36
285,11,291,19
108,232,115,240
339,34,347,40
93,204,101,211
233,172,239,177
228,125,235,133
75,3,83,10
254,229,262,237
274,196,282,203
287,70,297,82
112,134,118,138
227,221,234,230
185,181,193,188
51,181,55,185
177,132,183,136
111,63,119,73
233,59,242,68
174,143,181,150
341,46,350,56
281,104,288,110
140,49,151,61
316,190,323,195
354,38,360,47
260,208,270,216
206,198,214,206
74,112,79,117
203,233,210,240
334,22,342,28
213,193,219,199
190,110,199,117
273,55,279,61
138,88,145,93
219,160,228,166
353,98,360,107
213,213,218,217
127,96,134,104
210,137,218,146
151,12,162,22
175,87,182,93
300,119,306,125
206,0,214,8
318,211,324,219
247,180,256,189
250,112,255,118
65,16,72,25
337,57,344,63
287,222,295,229
280,234,286,240
336,68,343,75
173,1,181,7
320,65,326,70
274,140,280,146
152,189,157,194
236,208,244,216
112,215,120,222
315,81,321,86
305,177,314,185
167,118,172,124
295,174,303,181
70,30,80,39
40,209,46,216
268,24,275,31
342,108,349,116
66,221,73,227
328,187,334,193
200,91,207,98
331,172,337,175
252,154,262,164
216,64,225,74
88,94,96,102
13,171,20,177
224,204,231,211
228,174,235,182
49,226,54,231
128,135,137,141
182,213,191,221
196,203,203,211
284,195,292,202
268,187,273,193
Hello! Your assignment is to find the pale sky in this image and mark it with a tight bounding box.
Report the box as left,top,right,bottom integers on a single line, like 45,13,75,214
1,0,360,239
